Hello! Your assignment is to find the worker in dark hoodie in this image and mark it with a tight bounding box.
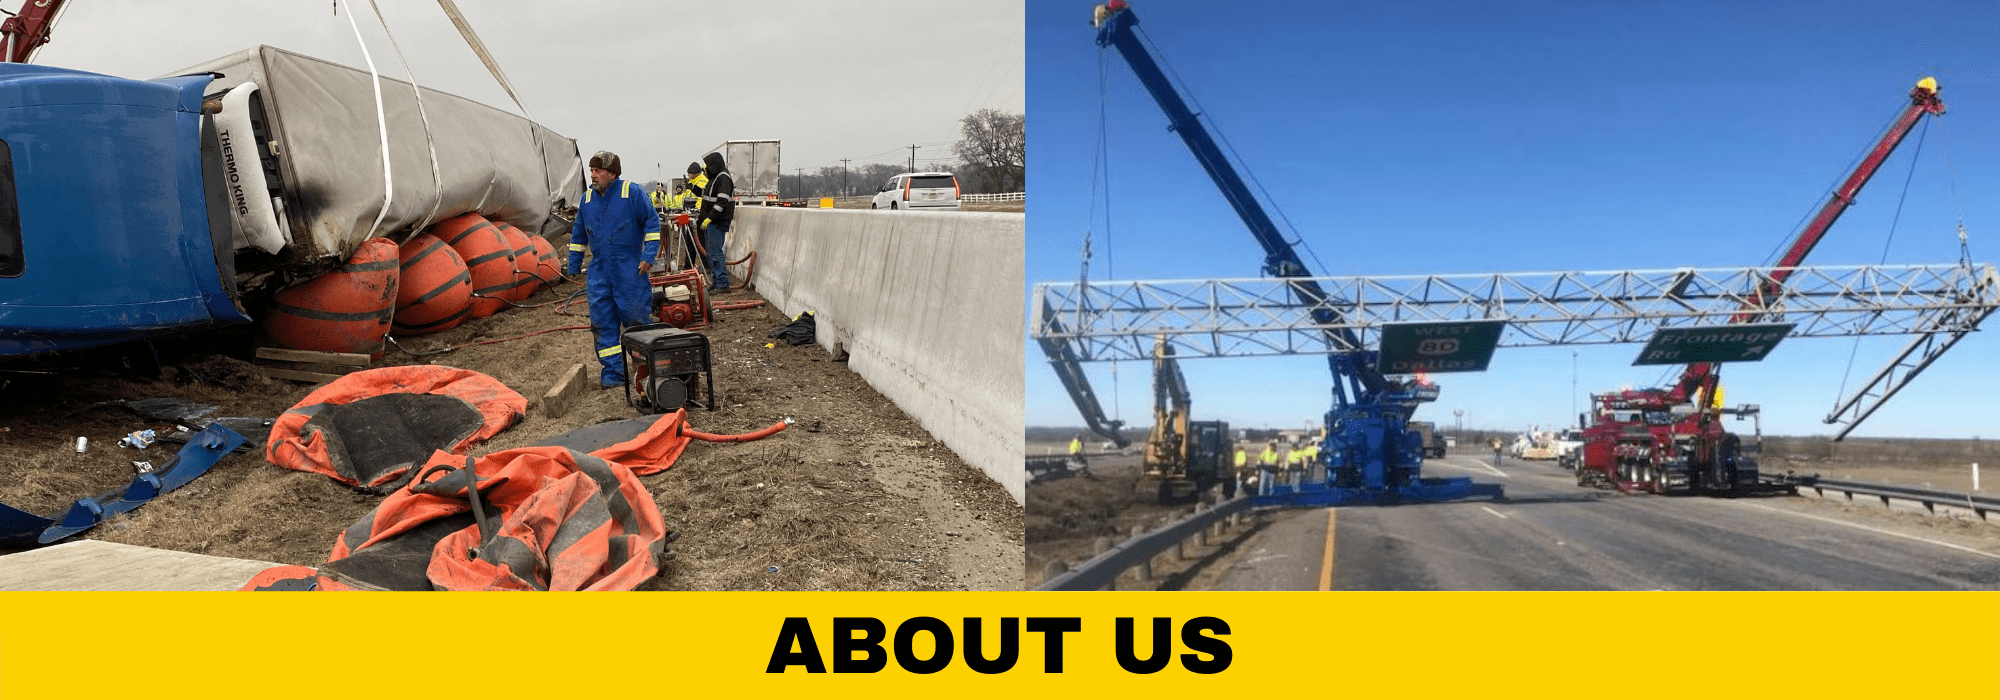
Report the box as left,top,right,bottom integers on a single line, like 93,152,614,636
696,151,736,294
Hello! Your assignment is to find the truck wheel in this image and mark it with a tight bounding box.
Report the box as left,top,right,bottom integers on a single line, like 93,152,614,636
890,202,899,210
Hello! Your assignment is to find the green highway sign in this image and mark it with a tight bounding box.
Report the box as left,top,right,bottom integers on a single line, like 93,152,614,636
1377,320,1507,374
1632,323,1795,365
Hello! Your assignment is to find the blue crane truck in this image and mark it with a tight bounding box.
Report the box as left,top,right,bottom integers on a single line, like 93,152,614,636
1087,2,1499,506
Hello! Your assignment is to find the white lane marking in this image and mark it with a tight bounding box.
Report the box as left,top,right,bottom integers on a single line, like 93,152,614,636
1737,501,2000,560
1425,457,1509,478
1479,506,1509,520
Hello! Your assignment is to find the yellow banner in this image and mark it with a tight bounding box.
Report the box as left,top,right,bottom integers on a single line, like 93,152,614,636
2,591,1994,697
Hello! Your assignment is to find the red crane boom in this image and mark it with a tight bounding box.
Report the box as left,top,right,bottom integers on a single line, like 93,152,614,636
1666,77,1945,404
1580,77,1946,495
2,0,68,64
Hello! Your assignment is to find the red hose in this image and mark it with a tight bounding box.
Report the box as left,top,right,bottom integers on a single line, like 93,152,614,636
688,235,755,291
682,420,788,443
725,251,756,290
712,300,765,310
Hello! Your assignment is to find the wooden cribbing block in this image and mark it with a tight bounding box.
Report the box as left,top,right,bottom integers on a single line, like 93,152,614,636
254,347,371,366
258,367,346,385
253,347,370,384
540,363,587,419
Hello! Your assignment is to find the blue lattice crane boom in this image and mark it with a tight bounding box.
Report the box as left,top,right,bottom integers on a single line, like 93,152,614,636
1089,1,1491,504
1091,2,1359,357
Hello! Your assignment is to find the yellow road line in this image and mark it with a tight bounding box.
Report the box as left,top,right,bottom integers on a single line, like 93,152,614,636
1318,508,1337,591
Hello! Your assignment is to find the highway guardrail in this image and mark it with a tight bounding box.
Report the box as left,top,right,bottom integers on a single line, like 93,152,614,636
960,192,1024,203
1035,494,1253,591
1767,474,1996,522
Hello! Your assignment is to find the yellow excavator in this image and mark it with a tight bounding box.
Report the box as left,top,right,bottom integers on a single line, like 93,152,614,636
1141,335,1236,502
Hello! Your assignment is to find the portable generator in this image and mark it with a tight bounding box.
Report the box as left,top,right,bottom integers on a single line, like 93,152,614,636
621,323,715,413
648,269,710,330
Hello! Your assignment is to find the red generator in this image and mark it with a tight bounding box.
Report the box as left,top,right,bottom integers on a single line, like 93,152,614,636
621,323,715,414
648,269,710,330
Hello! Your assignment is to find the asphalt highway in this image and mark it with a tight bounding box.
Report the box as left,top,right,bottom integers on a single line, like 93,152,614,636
1210,455,2000,590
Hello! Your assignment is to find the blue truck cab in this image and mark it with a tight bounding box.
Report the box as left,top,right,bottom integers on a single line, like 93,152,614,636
0,63,249,356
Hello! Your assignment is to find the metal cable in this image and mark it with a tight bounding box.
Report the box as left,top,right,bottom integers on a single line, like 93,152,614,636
1137,26,1329,277
364,0,446,234
1832,118,1931,411
337,0,395,241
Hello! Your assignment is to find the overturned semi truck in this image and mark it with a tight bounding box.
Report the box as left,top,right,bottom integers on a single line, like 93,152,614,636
0,45,585,356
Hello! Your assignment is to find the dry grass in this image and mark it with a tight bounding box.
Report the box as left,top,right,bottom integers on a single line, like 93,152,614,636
1,277,1021,590
1764,435,1999,467
642,441,941,590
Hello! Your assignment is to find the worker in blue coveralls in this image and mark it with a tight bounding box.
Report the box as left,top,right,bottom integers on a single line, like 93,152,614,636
567,151,662,388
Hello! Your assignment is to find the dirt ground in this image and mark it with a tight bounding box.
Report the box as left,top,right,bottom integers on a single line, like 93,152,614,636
1024,435,2000,590
0,273,1022,591
1024,442,1200,588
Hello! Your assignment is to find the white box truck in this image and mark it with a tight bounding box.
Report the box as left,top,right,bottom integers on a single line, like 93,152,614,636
708,140,780,206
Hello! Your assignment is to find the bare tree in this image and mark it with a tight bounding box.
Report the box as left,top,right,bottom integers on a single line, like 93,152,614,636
952,108,1024,193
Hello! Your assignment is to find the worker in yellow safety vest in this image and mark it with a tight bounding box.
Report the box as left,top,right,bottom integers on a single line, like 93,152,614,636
676,161,708,210
1233,445,1247,471
1259,442,1278,468
1068,435,1083,456
649,183,672,211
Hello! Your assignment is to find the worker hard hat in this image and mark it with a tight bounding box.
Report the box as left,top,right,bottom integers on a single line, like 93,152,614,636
588,150,622,176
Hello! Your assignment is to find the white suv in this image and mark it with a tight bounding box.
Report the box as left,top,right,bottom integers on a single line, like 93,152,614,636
871,172,960,211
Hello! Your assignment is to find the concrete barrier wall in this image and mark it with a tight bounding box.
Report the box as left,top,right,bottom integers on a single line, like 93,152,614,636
726,208,1024,502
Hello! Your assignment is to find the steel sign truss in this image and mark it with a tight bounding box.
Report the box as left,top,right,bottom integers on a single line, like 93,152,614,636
1033,263,2000,363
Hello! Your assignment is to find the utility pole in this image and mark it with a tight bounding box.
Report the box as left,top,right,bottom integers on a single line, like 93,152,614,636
908,144,919,173
840,158,851,196
1571,350,1579,427
794,168,805,197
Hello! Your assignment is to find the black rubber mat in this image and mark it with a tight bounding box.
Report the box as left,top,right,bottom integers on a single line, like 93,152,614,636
320,512,477,591
533,417,656,454
302,394,484,492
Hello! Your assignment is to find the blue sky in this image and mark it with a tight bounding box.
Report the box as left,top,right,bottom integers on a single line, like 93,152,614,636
1025,0,2000,439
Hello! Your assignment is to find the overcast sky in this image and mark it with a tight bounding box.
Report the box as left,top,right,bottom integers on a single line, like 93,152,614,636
34,0,1023,185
